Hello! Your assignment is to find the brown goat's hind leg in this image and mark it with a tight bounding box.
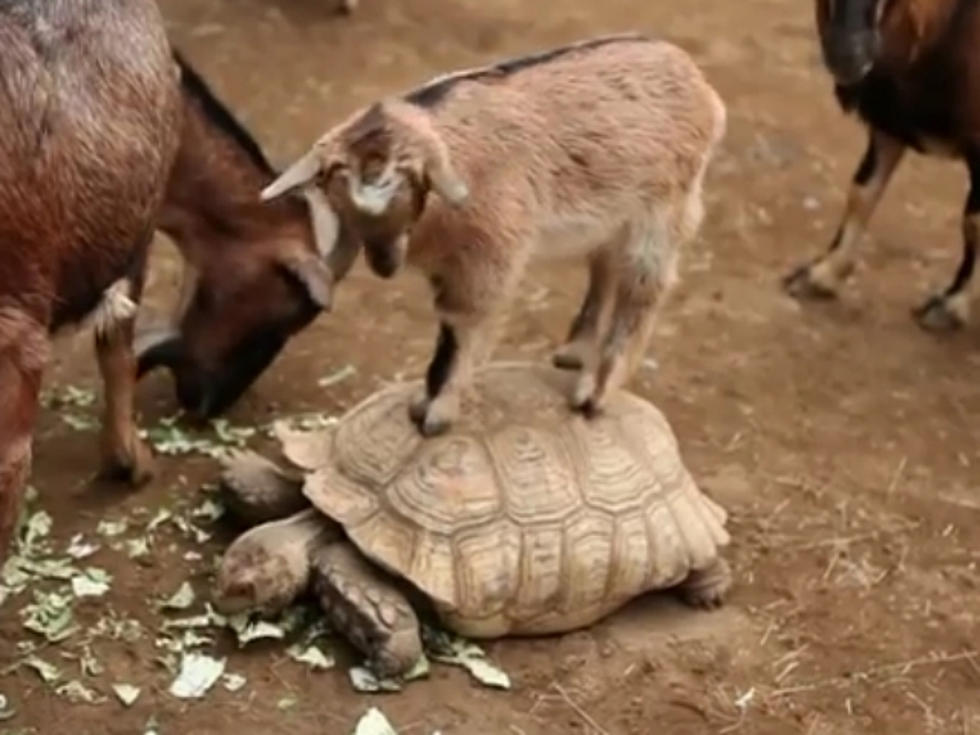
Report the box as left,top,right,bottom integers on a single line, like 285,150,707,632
95,280,153,484
914,159,980,331
0,308,48,562
553,253,615,371
784,129,905,299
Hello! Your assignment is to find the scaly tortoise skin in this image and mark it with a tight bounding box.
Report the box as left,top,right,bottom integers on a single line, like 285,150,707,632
215,362,732,676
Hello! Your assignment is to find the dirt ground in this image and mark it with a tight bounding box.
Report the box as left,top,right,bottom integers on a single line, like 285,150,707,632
2,0,979,733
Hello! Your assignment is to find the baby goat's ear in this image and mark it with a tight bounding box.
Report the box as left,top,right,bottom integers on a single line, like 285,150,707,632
424,149,469,206
391,105,469,206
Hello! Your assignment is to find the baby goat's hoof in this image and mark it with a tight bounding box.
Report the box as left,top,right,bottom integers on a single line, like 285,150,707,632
419,413,453,437
408,395,430,425
415,396,458,437
913,295,967,332
552,343,586,371
782,263,839,301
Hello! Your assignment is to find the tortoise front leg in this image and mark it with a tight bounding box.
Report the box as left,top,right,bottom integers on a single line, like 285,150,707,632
311,542,423,678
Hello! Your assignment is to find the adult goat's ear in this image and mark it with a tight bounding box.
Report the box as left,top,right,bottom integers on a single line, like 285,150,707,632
278,251,334,311
303,185,341,260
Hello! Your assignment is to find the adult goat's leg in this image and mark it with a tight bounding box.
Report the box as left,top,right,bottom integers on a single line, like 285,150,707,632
784,128,905,299
95,277,153,483
914,154,980,331
0,307,48,562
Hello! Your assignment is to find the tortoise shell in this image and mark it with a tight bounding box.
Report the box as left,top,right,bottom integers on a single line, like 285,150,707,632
295,362,729,637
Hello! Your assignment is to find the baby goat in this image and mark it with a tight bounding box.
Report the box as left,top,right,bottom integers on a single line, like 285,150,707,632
262,34,726,436
786,0,980,331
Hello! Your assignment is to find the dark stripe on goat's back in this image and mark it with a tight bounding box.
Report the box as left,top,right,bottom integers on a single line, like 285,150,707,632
405,33,653,108
172,49,275,176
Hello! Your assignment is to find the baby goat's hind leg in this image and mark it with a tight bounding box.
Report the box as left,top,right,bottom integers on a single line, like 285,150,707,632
553,253,615,371
573,225,676,413
94,277,153,484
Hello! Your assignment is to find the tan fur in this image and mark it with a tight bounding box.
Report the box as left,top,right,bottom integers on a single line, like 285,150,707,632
266,37,726,433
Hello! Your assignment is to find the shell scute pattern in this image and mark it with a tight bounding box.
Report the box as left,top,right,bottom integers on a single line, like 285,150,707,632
642,491,696,588
486,424,580,525
332,386,425,488
304,466,380,526
558,509,617,612
605,512,652,601
511,523,565,620
451,519,522,618
572,416,660,516
404,530,457,608
383,436,501,537
343,506,417,577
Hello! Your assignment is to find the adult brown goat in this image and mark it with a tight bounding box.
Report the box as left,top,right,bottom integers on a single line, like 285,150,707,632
141,52,359,419
785,0,980,331
0,0,181,560
0,2,355,561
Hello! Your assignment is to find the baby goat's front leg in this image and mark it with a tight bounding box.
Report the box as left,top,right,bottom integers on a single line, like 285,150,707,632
410,311,501,437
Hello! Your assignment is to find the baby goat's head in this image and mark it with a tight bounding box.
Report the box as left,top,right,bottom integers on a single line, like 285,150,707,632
816,0,891,85
261,101,469,279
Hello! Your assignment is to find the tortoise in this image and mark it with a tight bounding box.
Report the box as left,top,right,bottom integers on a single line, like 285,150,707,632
213,362,732,677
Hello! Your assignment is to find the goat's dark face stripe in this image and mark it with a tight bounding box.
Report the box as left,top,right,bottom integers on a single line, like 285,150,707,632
825,0,885,31
817,0,885,85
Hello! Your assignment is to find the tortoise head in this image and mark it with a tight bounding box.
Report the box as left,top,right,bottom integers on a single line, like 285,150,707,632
213,524,310,616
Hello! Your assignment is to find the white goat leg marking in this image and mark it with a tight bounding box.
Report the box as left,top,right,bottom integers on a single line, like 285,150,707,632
90,278,138,339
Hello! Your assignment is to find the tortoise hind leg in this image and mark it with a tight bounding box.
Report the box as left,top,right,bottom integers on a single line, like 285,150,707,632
677,557,732,610
311,542,423,678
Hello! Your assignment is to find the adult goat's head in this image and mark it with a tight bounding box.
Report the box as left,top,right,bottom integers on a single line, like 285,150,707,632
816,0,892,84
